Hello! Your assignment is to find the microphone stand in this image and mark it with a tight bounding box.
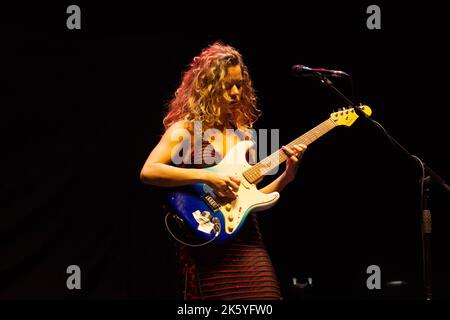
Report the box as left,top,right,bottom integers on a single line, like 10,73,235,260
314,73,450,301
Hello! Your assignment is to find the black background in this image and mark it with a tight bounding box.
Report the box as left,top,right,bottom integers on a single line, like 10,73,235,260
1,2,449,301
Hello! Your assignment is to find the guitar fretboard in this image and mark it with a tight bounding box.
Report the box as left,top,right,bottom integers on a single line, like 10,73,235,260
242,118,336,183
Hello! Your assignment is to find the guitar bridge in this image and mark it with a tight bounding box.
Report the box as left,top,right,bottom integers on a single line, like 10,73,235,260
201,193,221,212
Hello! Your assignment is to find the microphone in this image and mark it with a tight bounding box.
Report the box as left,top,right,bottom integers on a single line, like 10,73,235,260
292,64,349,78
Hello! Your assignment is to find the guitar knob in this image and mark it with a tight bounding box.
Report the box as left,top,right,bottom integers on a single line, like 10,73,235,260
227,225,234,233
227,214,234,222
225,203,232,211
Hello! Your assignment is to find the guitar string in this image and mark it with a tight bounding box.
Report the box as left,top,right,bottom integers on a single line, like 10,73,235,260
244,119,337,181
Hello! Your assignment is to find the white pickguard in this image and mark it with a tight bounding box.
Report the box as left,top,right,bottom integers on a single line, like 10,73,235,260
204,140,280,234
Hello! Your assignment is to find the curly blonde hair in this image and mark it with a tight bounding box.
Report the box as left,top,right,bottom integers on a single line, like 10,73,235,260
163,42,261,131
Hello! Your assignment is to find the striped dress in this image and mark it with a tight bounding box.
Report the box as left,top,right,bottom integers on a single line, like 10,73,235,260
176,135,282,300
179,214,282,300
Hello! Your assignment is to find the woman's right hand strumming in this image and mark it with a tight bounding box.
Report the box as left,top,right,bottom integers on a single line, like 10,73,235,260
202,171,240,200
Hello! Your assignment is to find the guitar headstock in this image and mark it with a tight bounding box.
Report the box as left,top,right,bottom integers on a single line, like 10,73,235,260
330,105,372,127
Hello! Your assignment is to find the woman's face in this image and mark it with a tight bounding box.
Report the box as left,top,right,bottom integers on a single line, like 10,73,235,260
221,65,243,109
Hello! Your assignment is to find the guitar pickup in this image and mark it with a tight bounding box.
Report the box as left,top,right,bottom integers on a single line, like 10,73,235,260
201,193,221,212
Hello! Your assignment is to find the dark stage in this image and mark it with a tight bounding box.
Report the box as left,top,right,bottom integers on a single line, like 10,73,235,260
1,3,449,302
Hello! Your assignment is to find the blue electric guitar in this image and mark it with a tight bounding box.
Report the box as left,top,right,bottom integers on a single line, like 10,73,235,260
166,106,372,244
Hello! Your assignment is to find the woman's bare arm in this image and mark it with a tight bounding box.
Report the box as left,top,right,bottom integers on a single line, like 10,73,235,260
140,121,239,198
140,121,208,187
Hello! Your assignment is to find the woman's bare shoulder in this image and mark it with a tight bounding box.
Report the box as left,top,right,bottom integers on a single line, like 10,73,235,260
166,119,192,132
162,120,193,143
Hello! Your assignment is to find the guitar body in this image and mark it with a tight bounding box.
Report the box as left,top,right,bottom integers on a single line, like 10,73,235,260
165,105,372,244
166,140,280,242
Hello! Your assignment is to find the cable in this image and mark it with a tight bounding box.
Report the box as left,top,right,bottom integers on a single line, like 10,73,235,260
369,118,428,209
164,212,221,247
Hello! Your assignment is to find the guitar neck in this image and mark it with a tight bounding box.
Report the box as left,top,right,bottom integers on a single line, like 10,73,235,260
243,118,336,183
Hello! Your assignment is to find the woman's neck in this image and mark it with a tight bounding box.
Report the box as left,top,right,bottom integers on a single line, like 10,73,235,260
219,109,234,129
